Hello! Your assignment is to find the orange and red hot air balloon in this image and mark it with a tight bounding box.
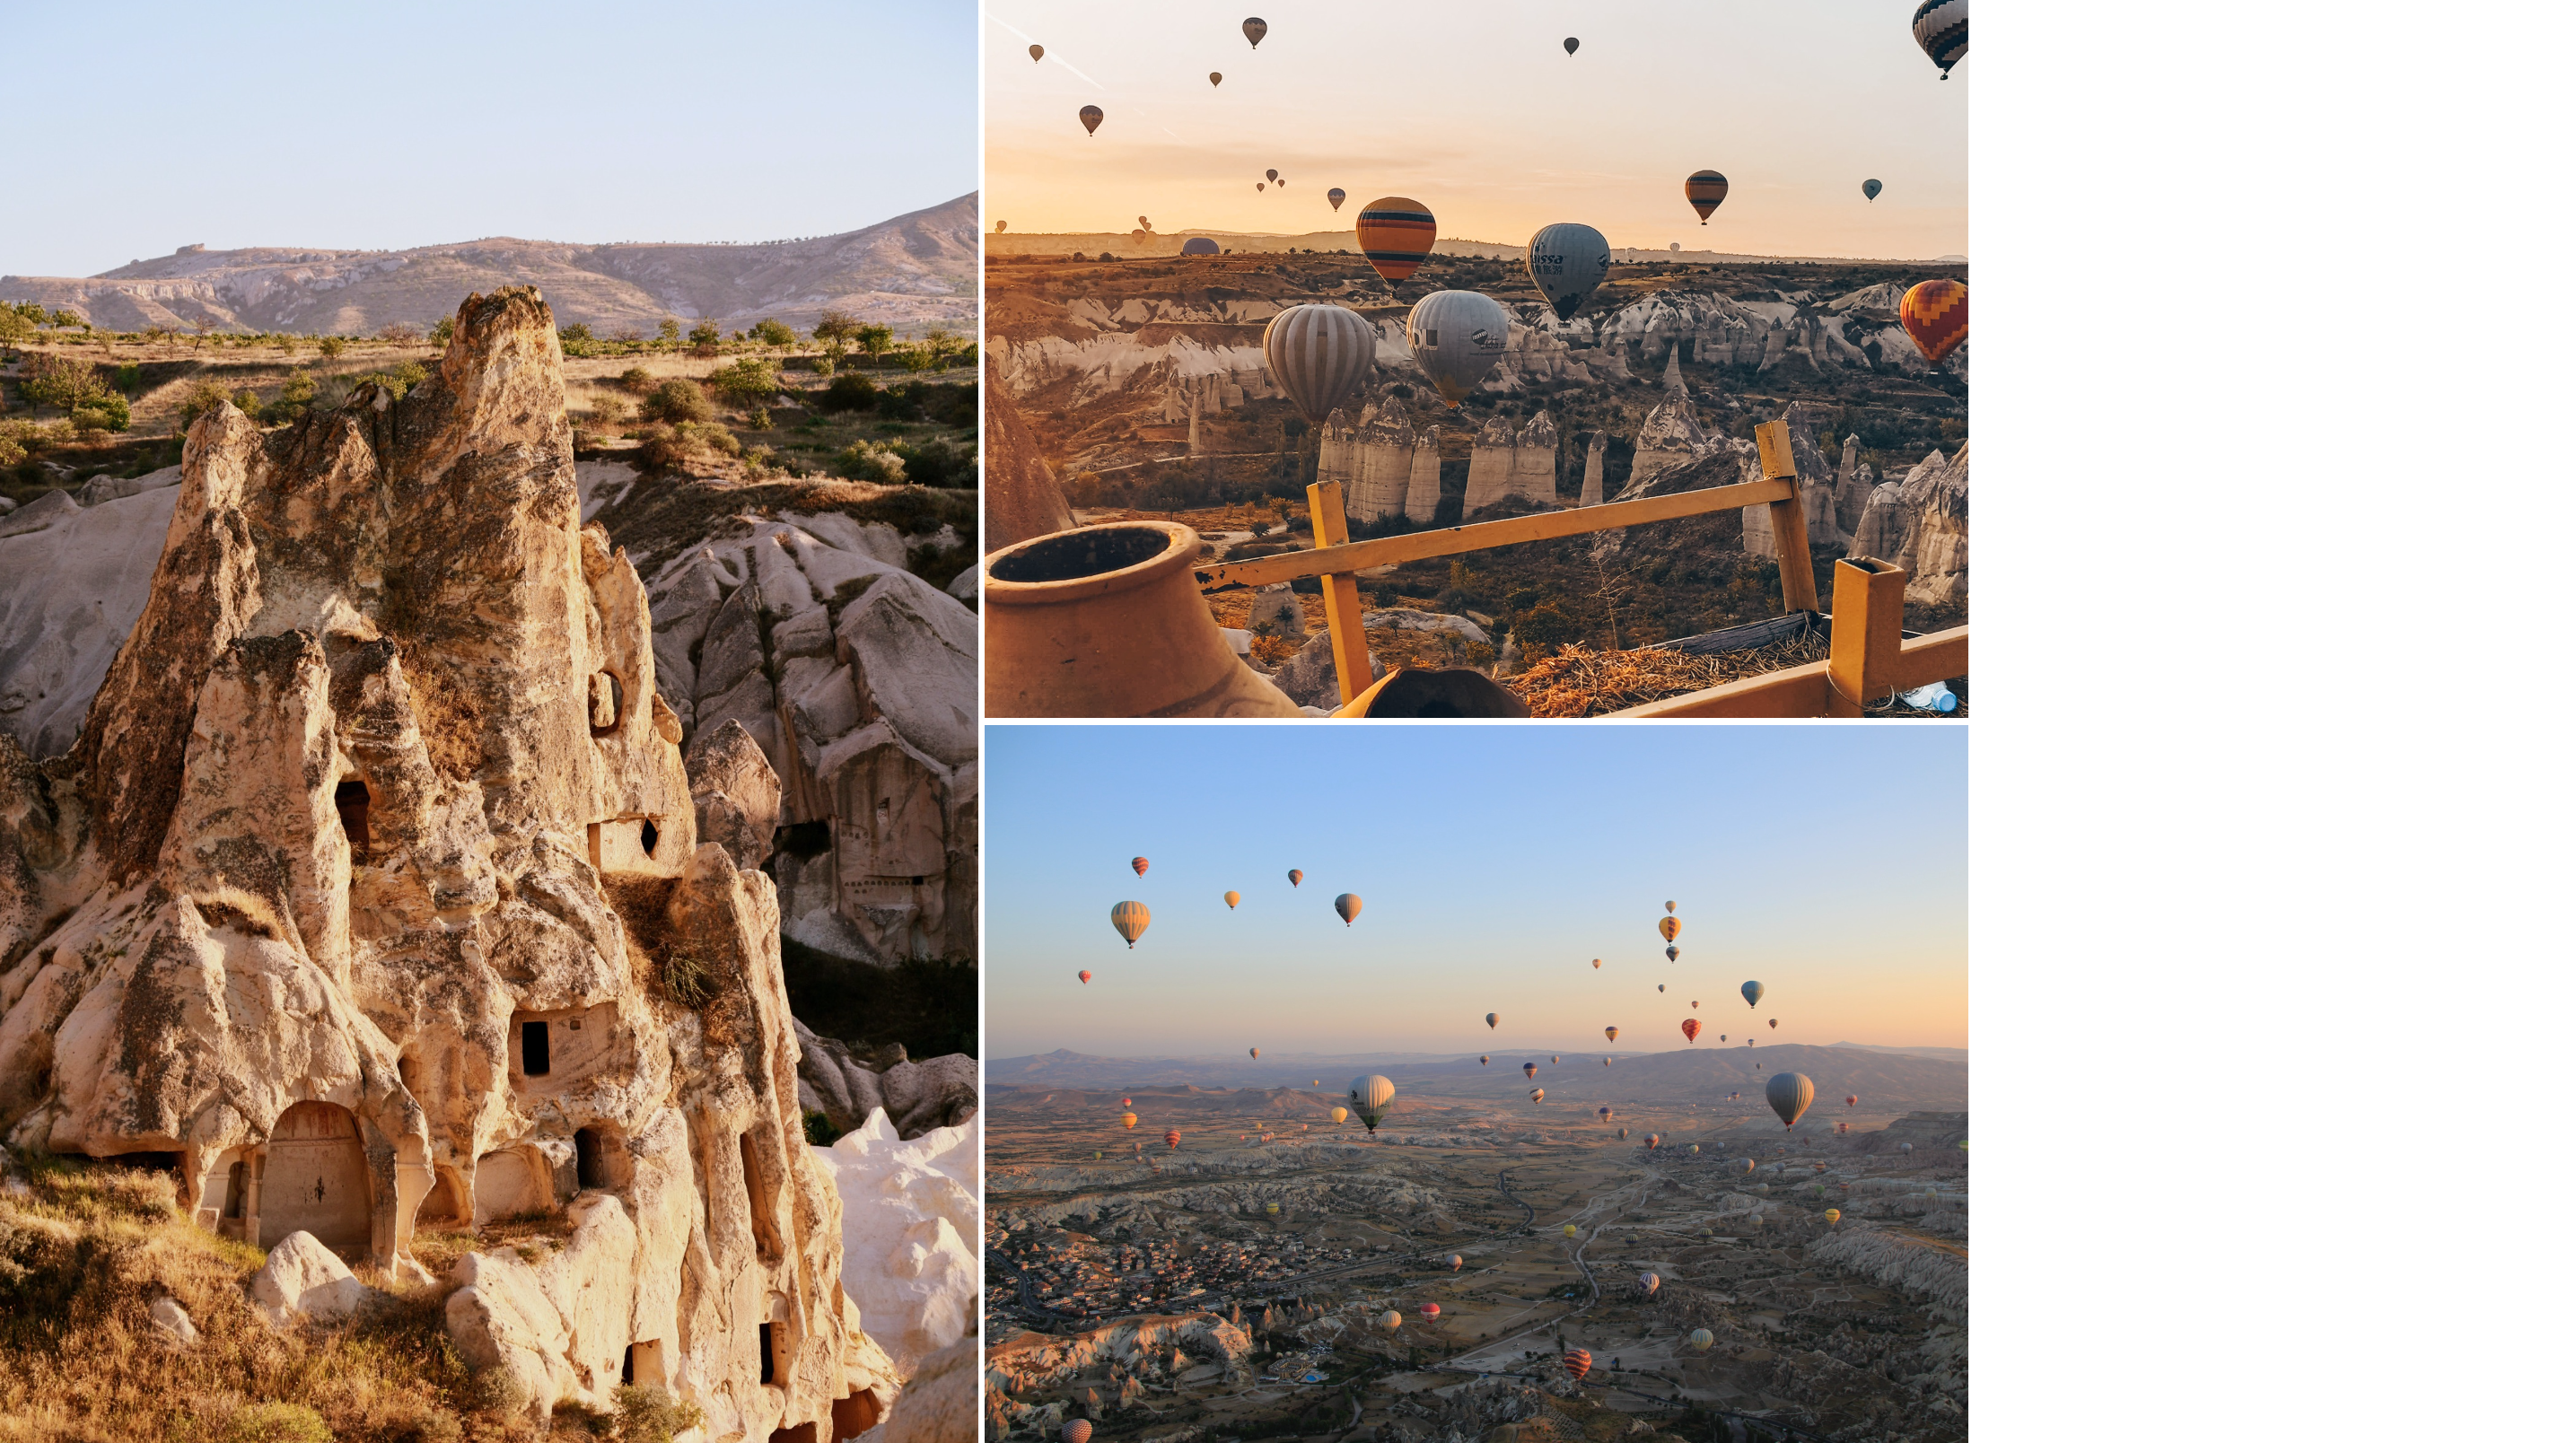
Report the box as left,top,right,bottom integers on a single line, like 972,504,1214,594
1164,1129,1180,1150
1684,171,1729,224
1901,279,1967,364
1356,197,1436,284
1131,856,1149,876
1846,1095,1859,1109
1681,1018,1701,1044
1564,1349,1592,1381
1078,970,1091,984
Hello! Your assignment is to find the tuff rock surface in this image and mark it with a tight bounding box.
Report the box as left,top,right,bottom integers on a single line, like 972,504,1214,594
0,288,867,1439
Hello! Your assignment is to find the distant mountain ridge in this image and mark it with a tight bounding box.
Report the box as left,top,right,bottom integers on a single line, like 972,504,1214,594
986,228,1962,268
1,193,978,337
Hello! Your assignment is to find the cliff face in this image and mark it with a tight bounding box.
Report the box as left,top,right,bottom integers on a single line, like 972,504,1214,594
0,288,858,1439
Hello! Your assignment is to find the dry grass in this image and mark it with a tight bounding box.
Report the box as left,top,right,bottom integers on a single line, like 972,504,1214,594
1504,635,1836,717
0,1155,510,1443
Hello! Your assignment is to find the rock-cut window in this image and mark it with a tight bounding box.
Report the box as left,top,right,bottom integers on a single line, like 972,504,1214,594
334,780,372,862
521,1019,550,1077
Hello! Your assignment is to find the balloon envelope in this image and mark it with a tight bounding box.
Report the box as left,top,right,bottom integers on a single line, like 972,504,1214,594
1603,1026,1618,1042
1334,892,1362,925
1064,1422,1091,1443
1327,188,1346,211
1181,236,1219,257
1681,1019,1701,1043
1243,16,1267,48
1666,945,1678,962
1563,37,1579,55
1863,179,1884,201
1659,916,1680,942
1224,890,1241,908
1766,1071,1816,1128
1448,1254,1463,1270
1029,44,1043,62
1164,1129,1180,1148
1825,1208,1842,1224
1357,197,1437,284
1079,105,1102,136
1741,980,1765,1009
1639,1272,1660,1295
1110,901,1150,947
1529,1088,1545,1103
1901,279,1967,364
1249,1046,1259,1058
1405,290,1509,407
1209,71,1222,86
1564,1348,1590,1378
1524,223,1610,321
1078,969,1091,984
1266,169,1278,182
1522,1063,1537,1079
1685,170,1730,223
1485,1012,1499,1028
1330,1106,1349,1124
1348,1074,1396,1132
1288,869,1303,886
1913,0,1968,75
1262,304,1377,424
1131,856,1149,876
1688,1329,1714,1351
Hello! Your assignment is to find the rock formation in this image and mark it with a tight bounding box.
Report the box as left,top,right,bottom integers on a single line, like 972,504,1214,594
812,1107,980,1377
1460,410,1560,514
1402,427,1443,522
1577,432,1606,507
0,288,864,1439
984,353,1075,553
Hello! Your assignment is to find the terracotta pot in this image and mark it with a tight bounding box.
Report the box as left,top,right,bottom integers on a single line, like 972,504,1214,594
984,522,1302,717
1333,668,1530,718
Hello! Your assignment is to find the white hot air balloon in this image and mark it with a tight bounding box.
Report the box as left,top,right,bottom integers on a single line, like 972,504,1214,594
1524,223,1611,321
1404,290,1510,407
1263,304,1377,424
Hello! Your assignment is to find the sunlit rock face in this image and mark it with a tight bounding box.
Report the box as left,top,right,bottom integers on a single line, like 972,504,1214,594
0,287,862,1438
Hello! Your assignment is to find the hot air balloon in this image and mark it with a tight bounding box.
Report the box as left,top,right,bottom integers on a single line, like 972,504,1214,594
1684,171,1729,224
1078,970,1091,984
1110,901,1150,948
1688,1329,1713,1351
1029,44,1044,62
1591,958,1601,969
1913,0,1967,77
1768,1019,1778,1029
1657,984,1665,993
1257,183,1265,192
1479,1055,1489,1065
995,221,1007,232
1564,1348,1591,1380
1420,1302,1441,1317
1209,72,1222,86
1131,856,1149,876
1900,1141,1914,1154
1563,37,1579,56
1330,1106,1349,1124
1380,1309,1403,1331
1659,916,1680,943
1639,1272,1660,1296
1225,890,1241,909
1693,1001,1700,1010
1665,946,1678,963
1645,1134,1660,1150
1665,901,1676,913
1334,893,1362,926
1603,1027,1619,1043
1863,179,1884,202
1520,223,1610,321
1552,1056,1560,1064
1064,1422,1091,1443
1249,1046,1260,1058
1120,1112,1138,1130
1900,279,1967,364
1522,1063,1538,1080
1261,303,1376,425
1243,16,1267,48
1738,1158,1756,1176
1845,1095,1859,1109
1121,1098,1132,1106
1404,290,1508,407
1327,188,1346,211
1288,869,1303,887
1356,197,1436,285
1599,1106,1613,1121
1740,981,1764,1009
1681,1019,1701,1044
1529,1088,1545,1103
1182,237,1219,256
1348,1075,1395,1133
1563,1224,1579,1238
1618,1127,1628,1139
1079,105,1103,136
1766,1072,1815,1129
1266,169,1278,183
1688,1144,1699,1155
1602,1058,1612,1068
1824,1208,1842,1225
1164,1129,1180,1149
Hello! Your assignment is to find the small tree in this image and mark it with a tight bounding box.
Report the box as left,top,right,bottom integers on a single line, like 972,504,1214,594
812,308,858,358
687,320,721,357
379,320,423,345
21,352,110,416
656,317,681,345
706,358,779,406
429,314,455,346
853,323,894,363
749,318,795,348
318,335,348,359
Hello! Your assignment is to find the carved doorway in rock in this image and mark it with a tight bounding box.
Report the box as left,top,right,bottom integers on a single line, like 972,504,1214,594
260,1101,372,1248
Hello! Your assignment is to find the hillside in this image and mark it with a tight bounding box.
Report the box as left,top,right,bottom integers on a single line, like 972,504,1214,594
986,227,1958,267
1,193,978,337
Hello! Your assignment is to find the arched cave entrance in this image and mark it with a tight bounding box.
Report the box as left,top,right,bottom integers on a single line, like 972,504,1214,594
334,779,372,863
260,1100,372,1249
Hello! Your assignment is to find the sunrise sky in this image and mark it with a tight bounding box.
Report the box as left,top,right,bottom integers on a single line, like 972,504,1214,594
985,726,1967,1059
984,1,1967,258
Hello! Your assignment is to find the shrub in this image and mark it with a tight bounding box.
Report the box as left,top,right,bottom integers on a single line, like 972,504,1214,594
378,320,422,345
618,366,655,392
71,392,131,432
892,437,973,487
705,357,778,404
745,407,771,431
279,371,317,407
875,384,923,422
836,440,907,483
0,309,32,344
111,363,142,391
219,1403,331,1443
318,336,347,358
656,318,680,344
749,318,795,347
178,380,235,427
818,372,879,412
613,1385,705,1443
639,379,712,424
429,315,454,346
686,320,721,356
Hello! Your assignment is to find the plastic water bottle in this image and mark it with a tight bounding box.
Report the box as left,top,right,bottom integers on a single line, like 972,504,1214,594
1900,682,1958,713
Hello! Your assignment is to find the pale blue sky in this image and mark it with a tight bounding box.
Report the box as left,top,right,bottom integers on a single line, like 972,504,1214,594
3,2,977,277
986,726,1967,1058
986,0,1967,257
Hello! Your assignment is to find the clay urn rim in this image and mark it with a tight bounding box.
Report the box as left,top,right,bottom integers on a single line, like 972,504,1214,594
983,521,1200,605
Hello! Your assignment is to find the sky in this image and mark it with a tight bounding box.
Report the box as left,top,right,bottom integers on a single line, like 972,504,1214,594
986,725,1967,1059
1,2,977,278
984,1,1967,258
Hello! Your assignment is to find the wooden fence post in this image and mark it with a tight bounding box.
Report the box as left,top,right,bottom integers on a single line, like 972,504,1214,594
1753,420,1820,614
1825,556,1908,717
1304,478,1373,705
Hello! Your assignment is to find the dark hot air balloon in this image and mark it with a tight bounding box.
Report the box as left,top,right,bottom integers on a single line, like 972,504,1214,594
1334,893,1362,926
1266,169,1278,182
1522,1063,1538,1079
1249,1046,1259,1058
1768,1019,1777,1029
1524,223,1609,321
1863,179,1884,201
1327,188,1346,211
1078,105,1103,136
1665,945,1678,962
1685,171,1729,223
1741,981,1765,1009
1564,1349,1591,1381
1603,1026,1618,1043
1243,17,1267,48
1029,44,1044,62
1210,71,1222,86
1766,1071,1815,1129
1485,1012,1499,1028
1288,869,1303,886
1564,37,1579,56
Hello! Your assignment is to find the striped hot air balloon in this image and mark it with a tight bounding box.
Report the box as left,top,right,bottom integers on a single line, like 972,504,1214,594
1131,856,1149,876
1913,0,1967,77
1261,303,1375,424
1110,901,1150,948
1901,279,1967,364
1685,171,1729,223
1119,1112,1137,1129
1681,1018,1701,1044
1357,197,1437,284
1660,916,1680,943
1564,1348,1592,1380
1164,1129,1180,1149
